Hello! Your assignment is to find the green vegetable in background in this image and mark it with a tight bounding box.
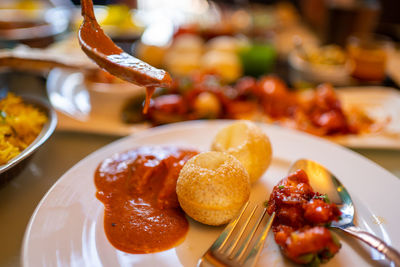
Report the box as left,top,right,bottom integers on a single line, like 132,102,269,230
238,44,276,77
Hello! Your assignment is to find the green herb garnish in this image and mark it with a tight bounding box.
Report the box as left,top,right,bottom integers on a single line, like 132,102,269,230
314,194,330,203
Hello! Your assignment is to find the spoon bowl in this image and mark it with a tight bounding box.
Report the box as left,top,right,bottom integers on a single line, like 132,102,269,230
78,0,172,113
78,0,171,88
290,159,400,266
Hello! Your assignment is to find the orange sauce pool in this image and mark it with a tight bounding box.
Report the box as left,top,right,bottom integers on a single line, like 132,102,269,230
94,146,198,253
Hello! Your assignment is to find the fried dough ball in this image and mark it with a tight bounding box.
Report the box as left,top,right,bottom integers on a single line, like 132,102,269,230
211,121,272,183
170,34,204,55
200,50,242,83
176,151,250,226
135,42,167,68
193,92,221,119
163,34,204,77
206,36,241,54
164,52,201,77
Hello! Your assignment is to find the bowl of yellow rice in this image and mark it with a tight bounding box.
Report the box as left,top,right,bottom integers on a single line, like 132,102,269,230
0,93,57,183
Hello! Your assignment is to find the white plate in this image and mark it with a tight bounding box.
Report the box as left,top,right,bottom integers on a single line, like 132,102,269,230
46,69,400,149
22,120,400,266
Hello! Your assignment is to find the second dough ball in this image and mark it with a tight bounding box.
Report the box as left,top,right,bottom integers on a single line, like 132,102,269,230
211,121,272,183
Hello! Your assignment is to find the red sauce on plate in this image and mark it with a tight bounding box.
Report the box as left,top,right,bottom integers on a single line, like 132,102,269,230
94,146,198,253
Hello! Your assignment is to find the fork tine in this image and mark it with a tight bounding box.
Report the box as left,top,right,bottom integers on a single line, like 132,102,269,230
240,211,276,267
233,206,266,261
225,205,258,257
197,203,275,267
213,202,250,252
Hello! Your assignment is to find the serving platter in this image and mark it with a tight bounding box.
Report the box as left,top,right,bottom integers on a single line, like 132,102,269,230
22,120,400,266
331,87,400,149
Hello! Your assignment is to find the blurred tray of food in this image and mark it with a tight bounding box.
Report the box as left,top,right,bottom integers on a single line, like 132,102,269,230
136,33,277,84
133,2,319,82
288,39,399,88
46,67,400,149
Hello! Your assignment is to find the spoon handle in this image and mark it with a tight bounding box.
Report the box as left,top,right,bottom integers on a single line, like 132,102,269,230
342,226,400,266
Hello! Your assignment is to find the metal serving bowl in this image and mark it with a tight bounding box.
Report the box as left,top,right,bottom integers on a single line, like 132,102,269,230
0,95,57,184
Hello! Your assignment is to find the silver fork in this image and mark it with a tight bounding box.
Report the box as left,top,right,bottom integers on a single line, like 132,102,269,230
197,202,276,267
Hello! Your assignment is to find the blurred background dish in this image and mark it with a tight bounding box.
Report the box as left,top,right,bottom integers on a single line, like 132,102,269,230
347,33,394,82
70,4,144,45
46,68,90,121
46,68,149,136
97,4,144,42
0,40,97,75
0,6,71,48
288,43,352,86
83,70,146,121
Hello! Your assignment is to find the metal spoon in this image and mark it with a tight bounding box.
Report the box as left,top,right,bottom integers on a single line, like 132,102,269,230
78,0,172,88
290,159,400,266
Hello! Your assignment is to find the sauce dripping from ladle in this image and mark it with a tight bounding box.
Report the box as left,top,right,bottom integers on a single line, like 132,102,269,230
78,0,172,113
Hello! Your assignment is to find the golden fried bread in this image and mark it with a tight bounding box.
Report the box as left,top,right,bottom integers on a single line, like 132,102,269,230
211,121,272,183
176,151,250,226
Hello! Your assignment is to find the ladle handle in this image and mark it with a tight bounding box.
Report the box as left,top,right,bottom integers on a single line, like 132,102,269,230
343,226,400,266
81,0,95,20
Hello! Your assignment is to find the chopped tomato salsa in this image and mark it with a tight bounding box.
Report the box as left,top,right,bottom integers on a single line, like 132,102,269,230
266,169,341,265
